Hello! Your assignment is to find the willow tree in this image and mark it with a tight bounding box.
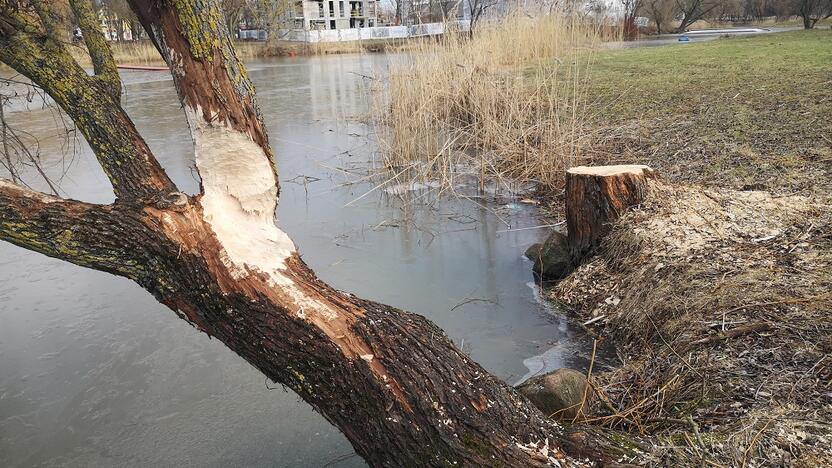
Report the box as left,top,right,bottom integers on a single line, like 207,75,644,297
0,1,618,465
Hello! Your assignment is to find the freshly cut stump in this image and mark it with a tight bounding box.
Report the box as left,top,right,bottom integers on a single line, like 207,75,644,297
566,165,655,261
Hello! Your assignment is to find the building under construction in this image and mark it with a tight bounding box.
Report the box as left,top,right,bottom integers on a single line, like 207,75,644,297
283,0,379,30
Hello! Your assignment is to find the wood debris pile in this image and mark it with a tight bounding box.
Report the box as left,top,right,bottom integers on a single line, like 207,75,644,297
552,180,831,466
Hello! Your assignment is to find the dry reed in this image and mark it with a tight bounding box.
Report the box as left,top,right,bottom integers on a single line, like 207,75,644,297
67,38,387,67
373,13,609,193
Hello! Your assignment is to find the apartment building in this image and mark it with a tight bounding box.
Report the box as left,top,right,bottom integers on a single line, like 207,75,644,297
284,0,379,30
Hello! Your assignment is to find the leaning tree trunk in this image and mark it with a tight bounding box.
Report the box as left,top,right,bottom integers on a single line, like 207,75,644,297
0,1,627,466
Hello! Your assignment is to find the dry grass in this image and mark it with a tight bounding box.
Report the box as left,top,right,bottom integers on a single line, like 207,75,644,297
531,30,832,465
66,38,399,67
65,40,163,66
372,14,614,194
588,30,832,196
553,180,832,465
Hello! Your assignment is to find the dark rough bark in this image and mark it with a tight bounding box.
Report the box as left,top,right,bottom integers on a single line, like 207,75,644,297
70,0,122,98
132,221,614,466
0,181,143,277
0,21,175,199
566,165,655,262
0,181,624,465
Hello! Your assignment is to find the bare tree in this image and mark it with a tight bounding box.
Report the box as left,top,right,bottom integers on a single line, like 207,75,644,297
712,0,743,20
674,0,720,31
620,0,643,38
793,0,832,27
0,0,622,465
243,0,292,35
742,0,768,18
467,0,499,37
220,0,253,37
640,0,674,33
389,0,404,24
99,0,142,40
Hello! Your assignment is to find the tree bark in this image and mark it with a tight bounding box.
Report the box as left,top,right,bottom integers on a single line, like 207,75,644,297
0,3,175,199
566,165,655,262
0,2,634,466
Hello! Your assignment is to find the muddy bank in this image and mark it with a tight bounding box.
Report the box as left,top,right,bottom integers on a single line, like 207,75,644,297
535,176,831,465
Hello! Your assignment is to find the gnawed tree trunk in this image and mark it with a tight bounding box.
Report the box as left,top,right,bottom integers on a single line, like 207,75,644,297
0,1,630,466
525,165,654,281
566,165,655,262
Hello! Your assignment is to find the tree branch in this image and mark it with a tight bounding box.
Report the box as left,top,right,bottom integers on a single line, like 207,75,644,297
70,0,122,99
129,0,276,171
0,179,144,278
0,16,177,200
29,0,59,38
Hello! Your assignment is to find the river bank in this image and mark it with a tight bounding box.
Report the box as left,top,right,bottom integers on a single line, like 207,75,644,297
2,20,828,465
65,37,417,67
548,178,831,465
528,29,831,465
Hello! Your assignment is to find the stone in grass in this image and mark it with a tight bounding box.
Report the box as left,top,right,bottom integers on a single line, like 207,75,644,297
516,368,594,421
525,231,574,281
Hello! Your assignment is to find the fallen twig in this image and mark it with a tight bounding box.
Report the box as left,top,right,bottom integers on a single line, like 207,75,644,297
690,322,775,346
450,297,500,311
496,221,565,233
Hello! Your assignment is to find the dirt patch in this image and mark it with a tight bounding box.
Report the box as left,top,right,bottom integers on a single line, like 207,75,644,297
551,179,832,465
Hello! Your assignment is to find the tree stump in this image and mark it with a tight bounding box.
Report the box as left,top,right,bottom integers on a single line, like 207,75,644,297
566,165,655,262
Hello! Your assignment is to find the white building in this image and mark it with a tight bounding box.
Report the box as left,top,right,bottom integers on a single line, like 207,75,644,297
398,0,470,25
283,0,379,30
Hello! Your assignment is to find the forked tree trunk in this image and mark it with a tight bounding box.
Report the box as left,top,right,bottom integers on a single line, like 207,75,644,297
0,1,630,466
566,165,654,262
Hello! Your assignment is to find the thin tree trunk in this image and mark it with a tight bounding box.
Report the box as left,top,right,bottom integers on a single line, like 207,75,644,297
0,1,634,465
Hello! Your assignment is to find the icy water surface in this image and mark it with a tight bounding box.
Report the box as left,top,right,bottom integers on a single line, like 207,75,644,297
0,54,594,466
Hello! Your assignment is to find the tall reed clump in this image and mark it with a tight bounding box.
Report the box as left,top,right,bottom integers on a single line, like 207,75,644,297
374,13,604,193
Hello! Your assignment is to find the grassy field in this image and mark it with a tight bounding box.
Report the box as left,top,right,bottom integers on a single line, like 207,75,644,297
550,30,832,466
585,30,832,195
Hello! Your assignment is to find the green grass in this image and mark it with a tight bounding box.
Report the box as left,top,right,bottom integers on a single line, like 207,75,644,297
583,30,832,194
752,17,832,27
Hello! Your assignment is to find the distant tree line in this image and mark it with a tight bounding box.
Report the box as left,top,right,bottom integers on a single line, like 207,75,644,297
631,0,832,33
54,0,832,43
93,0,286,39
